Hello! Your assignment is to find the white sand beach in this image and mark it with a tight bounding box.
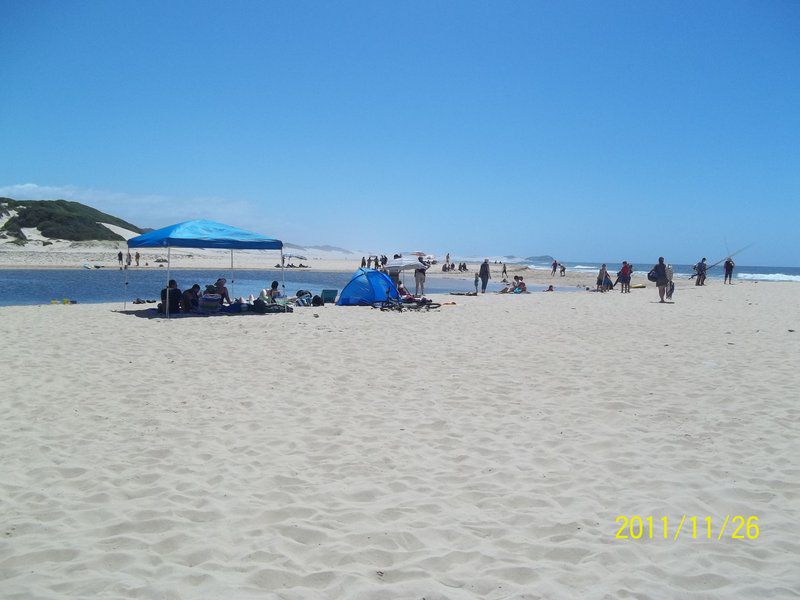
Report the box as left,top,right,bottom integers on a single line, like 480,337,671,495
1,281,799,598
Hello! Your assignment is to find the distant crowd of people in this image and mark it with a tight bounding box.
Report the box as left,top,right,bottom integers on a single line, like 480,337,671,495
117,250,141,269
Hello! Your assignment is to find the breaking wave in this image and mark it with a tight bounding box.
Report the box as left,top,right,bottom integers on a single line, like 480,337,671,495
736,273,800,282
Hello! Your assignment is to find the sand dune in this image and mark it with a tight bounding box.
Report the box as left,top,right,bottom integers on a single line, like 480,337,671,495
1,281,799,598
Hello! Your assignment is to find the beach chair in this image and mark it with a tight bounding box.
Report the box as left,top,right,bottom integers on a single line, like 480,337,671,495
320,289,338,304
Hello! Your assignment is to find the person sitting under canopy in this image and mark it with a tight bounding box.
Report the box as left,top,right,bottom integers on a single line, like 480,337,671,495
159,280,182,314
214,278,232,304
181,283,201,312
259,280,283,304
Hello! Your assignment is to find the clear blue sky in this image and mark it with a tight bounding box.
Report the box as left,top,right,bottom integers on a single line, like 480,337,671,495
1,1,798,265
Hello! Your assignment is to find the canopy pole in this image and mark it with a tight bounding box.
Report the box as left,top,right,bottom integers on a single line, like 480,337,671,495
123,247,129,311
166,246,171,319
230,249,235,300
281,249,286,312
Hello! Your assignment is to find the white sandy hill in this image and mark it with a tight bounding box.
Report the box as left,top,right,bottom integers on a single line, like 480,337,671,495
0,207,18,229
99,222,140,240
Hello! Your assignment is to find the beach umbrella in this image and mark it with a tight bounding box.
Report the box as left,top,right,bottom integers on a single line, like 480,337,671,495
386,256,428,271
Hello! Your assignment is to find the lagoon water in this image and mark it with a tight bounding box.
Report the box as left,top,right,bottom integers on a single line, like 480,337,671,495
0,268,517,306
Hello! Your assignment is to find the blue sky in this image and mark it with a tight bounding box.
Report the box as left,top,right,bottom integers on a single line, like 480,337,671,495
1,1,798,265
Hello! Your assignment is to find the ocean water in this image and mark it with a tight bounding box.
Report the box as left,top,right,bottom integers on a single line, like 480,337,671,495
527,262,800,282
0,268,526,307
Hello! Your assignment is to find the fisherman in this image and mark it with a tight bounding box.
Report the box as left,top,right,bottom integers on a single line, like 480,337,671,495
694,258,708,286
723,257,735,284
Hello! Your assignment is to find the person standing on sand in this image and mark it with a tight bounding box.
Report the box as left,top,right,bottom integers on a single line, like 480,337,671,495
501,263,508,280
551,260,558,276
414,257,427,296
618,261,632,293
135,251,140,267
117,251,123,269
596,264,608,292
361,256,366,268
724,257,735,284
126,251,132,268
559,263,566,277
474,272,480,294
652,257,669,303
479,259,491,293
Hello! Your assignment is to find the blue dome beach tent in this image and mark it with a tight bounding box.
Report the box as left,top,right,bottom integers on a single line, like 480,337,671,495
336,268,399,306
125,219,284,317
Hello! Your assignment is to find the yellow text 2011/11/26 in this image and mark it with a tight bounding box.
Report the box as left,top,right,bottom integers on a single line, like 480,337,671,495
614,515,760,541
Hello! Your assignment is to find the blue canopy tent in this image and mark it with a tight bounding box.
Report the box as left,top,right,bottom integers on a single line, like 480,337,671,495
336,268,399,306
126,219,284,317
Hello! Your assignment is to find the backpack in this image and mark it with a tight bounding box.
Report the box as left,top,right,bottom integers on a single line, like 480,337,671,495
251,298,268,313
647,269,658,282
311,295,324,307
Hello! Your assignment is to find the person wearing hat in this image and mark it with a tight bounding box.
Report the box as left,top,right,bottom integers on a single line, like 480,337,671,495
214,278,232,304
723,257,735,284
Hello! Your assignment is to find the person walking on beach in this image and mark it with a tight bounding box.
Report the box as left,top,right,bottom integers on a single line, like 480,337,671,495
126,251,132,268
117,251,123,269
134,251,140,267
501,263,508,280
551,260,558,276
651,257,669,303
361,256,366,268
724,257,735,284
478,259,491,293
414,257,427,296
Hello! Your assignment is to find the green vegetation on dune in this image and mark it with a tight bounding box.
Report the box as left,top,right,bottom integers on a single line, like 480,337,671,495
0,198,144,242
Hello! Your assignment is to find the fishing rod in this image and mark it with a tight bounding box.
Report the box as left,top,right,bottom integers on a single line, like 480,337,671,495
708,242,754,269
687,242,754,278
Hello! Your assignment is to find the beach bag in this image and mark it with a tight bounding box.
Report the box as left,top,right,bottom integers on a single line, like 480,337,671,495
647,269,658,282
311,295,324,307
199,294,222,312
295,294,312,307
